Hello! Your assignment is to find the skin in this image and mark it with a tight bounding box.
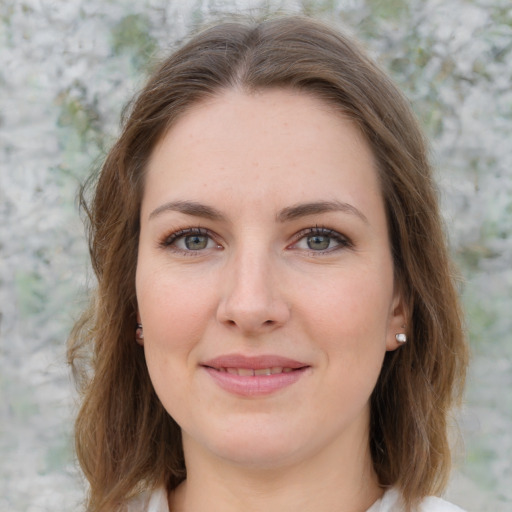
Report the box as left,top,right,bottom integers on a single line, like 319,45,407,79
136,88,406,512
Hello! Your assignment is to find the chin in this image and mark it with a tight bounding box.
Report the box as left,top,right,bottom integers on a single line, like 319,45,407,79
216,441,303,470
194,420,317,470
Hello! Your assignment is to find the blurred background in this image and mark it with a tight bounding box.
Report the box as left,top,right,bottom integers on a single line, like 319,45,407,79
0,0,511,510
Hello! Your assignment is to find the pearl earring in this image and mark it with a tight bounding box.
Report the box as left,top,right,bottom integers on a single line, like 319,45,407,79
395,333,407,343
135,323,144,342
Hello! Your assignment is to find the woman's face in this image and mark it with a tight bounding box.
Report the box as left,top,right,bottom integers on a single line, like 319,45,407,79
136,89,405,469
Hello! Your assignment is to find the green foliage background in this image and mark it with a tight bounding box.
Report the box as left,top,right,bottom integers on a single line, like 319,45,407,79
0,0,511,510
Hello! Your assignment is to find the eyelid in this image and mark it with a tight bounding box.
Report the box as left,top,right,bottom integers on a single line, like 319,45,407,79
159,227,222,254
289,226,353,253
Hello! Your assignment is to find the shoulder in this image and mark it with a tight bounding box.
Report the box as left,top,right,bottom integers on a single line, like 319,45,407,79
123,487,169,512
368,488,466,512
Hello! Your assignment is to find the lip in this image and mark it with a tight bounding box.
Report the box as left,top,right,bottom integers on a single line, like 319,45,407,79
201,354,310,397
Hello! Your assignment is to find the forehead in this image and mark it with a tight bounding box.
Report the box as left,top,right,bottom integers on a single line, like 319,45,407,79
143,88,383,220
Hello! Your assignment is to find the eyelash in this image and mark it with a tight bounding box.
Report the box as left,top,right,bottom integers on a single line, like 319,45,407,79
290,226,353,254
159,227,220,256
158,226,352,255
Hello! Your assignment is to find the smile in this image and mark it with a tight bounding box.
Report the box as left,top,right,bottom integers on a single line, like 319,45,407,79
201,354,310,397
211,367,298,376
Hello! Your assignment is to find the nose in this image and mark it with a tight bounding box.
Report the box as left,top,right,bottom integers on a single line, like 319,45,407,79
216,246,290,336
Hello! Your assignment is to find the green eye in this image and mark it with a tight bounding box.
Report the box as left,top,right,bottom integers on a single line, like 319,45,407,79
162,228,219,253
184,235,209,250
292,227,351,253
307,235,331,250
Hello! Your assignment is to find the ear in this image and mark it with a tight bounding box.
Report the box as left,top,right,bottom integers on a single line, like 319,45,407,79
386,288,408,352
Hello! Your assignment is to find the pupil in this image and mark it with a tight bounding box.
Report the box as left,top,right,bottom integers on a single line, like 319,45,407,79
307,235,330,250
185,235,208,250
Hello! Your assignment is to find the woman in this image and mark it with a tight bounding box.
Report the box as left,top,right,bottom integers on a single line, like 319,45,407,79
68,16,468,512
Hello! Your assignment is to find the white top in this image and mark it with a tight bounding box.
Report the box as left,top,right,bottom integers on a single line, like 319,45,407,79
368,488,466,511
126,486,466,512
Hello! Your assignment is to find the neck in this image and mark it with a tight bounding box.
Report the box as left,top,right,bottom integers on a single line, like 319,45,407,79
169,431,382,512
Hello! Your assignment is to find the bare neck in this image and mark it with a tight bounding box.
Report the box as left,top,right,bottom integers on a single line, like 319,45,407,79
169,433,382,512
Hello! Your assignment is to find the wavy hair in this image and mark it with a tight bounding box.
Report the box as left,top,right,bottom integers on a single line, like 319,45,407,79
68,16,468,511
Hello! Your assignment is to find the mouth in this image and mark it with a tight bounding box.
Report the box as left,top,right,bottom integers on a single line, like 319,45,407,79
205,366,303,376
200,354,310,397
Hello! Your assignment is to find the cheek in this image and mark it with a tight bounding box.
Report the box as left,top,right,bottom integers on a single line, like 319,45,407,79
137,273,217,418
295,264,392,385
136,265,219,377
299,265,392,338
140,281,214,346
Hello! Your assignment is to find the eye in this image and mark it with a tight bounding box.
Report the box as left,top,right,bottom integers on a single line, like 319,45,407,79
161,228,221,253
291,227,351,253
305,234,332,251
180,233,211,250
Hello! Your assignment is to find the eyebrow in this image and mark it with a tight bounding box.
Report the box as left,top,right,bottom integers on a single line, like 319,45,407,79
148,199,368,224
276,200,369,224
148,200,226,222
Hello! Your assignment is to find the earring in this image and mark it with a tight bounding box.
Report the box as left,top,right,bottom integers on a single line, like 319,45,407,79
395,333,407,343
135,323,144,342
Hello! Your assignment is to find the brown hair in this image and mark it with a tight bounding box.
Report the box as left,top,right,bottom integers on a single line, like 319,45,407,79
69,15,468,511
